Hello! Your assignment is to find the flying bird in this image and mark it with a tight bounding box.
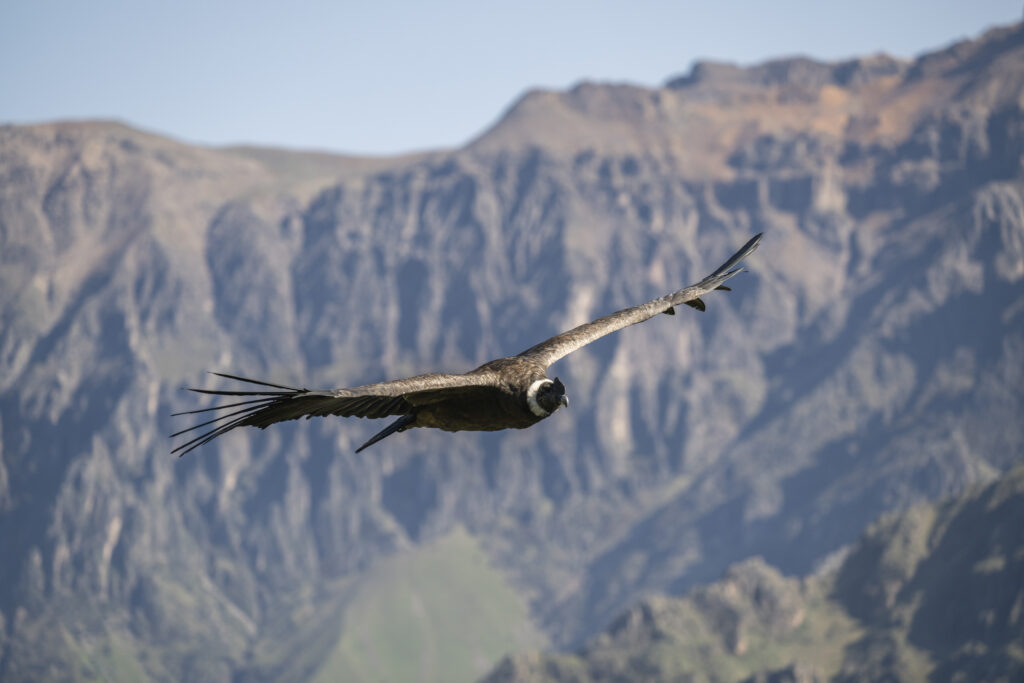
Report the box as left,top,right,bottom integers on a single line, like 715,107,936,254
172,233,762,456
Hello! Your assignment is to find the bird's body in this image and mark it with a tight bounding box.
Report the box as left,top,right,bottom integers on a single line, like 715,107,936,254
172,233,763,455
412,358,548,432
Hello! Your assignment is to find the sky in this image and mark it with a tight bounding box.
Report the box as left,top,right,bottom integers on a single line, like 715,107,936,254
1,1,1022,156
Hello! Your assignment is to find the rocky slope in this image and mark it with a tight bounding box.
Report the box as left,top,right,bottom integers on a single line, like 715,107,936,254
1,22,1023,682
483,464,1024,682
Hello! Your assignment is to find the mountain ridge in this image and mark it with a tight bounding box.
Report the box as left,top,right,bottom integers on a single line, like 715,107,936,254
1,20,1023,682
471,21,1024,173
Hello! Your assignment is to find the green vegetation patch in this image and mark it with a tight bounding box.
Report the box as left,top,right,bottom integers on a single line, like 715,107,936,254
312,527,545,683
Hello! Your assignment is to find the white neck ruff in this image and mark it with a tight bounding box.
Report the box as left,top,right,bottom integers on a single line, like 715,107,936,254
527,379,554,417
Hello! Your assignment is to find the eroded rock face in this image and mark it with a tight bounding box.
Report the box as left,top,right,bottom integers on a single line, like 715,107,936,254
484,466,1024,683
1,22,1023,681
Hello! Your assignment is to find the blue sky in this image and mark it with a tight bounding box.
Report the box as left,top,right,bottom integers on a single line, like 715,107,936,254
1,1,1021,155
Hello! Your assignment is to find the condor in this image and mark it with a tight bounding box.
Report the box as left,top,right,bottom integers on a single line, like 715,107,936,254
172,233,762,455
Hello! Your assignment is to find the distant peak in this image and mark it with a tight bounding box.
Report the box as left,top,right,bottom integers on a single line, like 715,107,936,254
666,53,908,91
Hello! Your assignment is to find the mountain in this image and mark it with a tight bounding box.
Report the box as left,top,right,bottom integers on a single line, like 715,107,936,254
483,463,1024,682
1,21,1023,682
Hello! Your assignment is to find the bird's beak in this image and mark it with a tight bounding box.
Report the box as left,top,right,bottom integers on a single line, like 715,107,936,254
560,395,569,408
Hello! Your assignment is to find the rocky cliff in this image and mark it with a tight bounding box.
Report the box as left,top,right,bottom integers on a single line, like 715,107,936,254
1,21,1022,682
484,464,1024,682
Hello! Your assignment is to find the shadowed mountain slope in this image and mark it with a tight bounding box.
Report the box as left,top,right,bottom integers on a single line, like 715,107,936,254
1,22,1023,682
483,464,1024,682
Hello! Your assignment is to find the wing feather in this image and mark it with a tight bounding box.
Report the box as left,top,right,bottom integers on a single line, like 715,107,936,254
171,371,497,457
517,233,762,368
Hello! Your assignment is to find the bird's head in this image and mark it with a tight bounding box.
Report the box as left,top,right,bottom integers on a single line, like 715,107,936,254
528,377,569,417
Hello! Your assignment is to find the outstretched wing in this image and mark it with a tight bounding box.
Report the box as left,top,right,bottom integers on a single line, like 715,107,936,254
171,370,496,457
517,233,763,368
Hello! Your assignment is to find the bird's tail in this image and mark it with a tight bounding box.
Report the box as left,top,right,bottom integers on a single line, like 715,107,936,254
356,414,416,453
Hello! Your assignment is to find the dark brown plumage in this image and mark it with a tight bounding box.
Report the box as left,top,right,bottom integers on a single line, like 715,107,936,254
171,233,762,456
